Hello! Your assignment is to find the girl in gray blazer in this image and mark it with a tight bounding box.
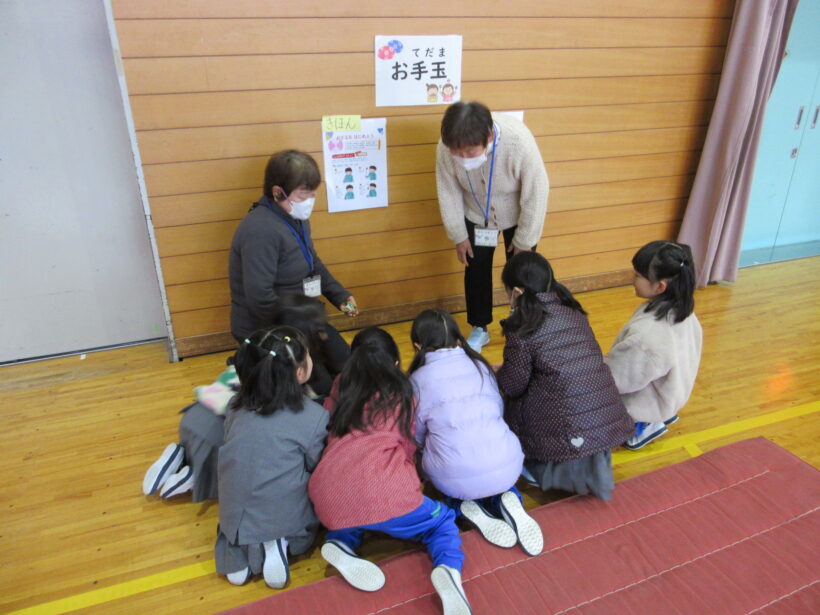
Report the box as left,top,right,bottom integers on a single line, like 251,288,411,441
214,326,329,589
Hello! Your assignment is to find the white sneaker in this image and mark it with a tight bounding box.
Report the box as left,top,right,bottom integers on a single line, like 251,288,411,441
623,421,668,450
226,566,251,586
142,443,184,495
160,465,194,498
460,500,516,548
321,540,385,592
263,537,289,589
499,491,543,556
465,327,490,353
431,565,472,615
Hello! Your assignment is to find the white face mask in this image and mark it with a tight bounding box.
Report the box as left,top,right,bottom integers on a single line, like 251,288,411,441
288,196,315,220
455,152,487,171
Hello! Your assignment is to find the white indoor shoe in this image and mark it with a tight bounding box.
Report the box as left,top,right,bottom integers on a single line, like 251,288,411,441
262,537,290,589
159,465,194,498
431,565,473,615
460,500,516,548
499,491,543,556
142,443,184,495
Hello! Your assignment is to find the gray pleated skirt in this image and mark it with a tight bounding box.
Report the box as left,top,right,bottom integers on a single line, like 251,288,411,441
526,450,615,501
178,402,225,502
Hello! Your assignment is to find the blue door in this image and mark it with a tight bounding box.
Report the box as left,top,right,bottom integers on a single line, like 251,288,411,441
741,0,820,265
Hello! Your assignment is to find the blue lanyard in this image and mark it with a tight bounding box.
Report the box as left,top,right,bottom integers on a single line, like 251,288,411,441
465,124,498,227
262,198,314,273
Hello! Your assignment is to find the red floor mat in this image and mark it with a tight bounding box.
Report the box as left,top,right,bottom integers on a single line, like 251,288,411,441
222,438,820,614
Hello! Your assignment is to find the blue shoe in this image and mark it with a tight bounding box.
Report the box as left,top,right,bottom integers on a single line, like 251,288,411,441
664,415,679,426
623,421,668,450
466,327,490,353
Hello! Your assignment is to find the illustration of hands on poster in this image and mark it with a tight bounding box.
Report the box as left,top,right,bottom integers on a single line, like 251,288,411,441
322,116,388,213
374,36,462,107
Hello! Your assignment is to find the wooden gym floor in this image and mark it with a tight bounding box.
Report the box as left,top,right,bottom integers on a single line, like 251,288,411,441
2,257,818,615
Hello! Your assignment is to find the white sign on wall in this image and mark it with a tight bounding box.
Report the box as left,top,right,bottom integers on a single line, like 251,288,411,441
374,35,462,107
322,116,388,213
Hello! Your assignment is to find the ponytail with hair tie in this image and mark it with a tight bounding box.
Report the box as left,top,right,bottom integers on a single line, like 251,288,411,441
231,326,309,415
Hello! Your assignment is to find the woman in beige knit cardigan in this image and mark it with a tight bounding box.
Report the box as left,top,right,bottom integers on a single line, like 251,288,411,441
435,101,549,353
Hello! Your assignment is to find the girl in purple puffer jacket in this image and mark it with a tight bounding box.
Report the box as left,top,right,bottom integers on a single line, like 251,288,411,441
409,309,543,556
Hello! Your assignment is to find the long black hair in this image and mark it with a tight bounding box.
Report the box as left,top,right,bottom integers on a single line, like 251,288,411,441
500,251,585,337
633,240,696,323
230,326,309,415
408,309,493,379
329,327,414,440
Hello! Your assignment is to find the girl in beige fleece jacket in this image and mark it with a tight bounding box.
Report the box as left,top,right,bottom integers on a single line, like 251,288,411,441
604,241,702,450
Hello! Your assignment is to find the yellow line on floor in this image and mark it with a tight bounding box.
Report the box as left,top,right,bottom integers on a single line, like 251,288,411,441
684,442,704,457
10,400,819,615
10,561,215,615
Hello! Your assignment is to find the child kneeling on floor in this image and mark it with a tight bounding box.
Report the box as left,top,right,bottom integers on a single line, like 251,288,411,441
408,309,542,556
309,327,472,615
497,252,633,501
141,294,347,502
604,241,702,450
215,326,329,588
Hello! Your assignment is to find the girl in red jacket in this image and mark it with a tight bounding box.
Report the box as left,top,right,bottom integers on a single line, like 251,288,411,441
309,327,471,615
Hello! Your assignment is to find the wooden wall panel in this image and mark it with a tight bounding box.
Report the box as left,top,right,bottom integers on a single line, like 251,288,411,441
140,126,705,197
117,18,728,59
112,1,732,356
129,75,721,131
137,101,713,165
123,46,725,94
112,1,734,20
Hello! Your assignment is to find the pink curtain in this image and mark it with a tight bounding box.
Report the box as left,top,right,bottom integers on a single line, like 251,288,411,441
678,0,798,286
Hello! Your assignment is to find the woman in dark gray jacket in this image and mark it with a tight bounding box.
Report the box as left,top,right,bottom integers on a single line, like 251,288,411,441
496,252,633,501
229,150,357,350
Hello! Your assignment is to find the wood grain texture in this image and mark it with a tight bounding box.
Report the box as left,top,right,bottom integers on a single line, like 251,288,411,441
129,75,721,131
141,127,706,197
3,257,818,614
112,0,735,20
123,46,725,93
137,101,713,165
116,17,729,59
149,153,698,228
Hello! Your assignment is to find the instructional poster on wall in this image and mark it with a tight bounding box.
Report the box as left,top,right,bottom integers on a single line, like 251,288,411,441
374,35,462,107
322,116,388,213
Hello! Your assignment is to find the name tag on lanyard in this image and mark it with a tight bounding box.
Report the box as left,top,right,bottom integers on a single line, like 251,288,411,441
302,274,322,297
474,226,499,247
467,123,499,248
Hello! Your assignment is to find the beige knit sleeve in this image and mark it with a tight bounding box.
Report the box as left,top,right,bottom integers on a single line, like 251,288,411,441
511,130,549,250
435,141,469,244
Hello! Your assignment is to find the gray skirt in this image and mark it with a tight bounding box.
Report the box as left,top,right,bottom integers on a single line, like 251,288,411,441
178,402,225,502
526,451,614,501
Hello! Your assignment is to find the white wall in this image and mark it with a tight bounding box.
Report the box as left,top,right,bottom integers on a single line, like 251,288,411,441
0,0,167,362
